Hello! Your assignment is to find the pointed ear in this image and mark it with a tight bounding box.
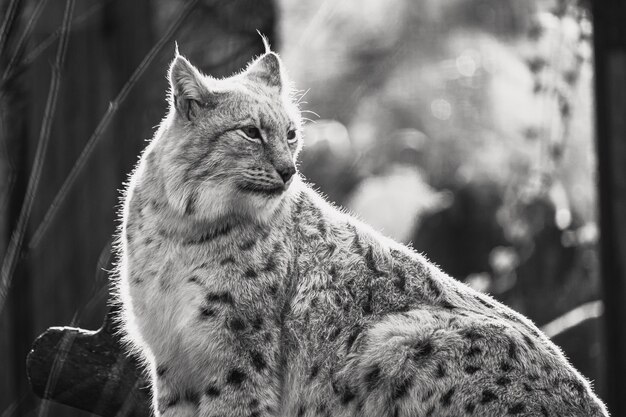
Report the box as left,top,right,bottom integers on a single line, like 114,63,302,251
168,53,210,121
245,52,285,90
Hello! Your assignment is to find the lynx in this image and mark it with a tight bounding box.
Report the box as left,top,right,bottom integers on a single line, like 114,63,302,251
116,45,608,417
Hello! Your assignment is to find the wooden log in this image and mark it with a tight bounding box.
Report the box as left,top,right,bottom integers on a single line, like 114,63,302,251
26,311,151,417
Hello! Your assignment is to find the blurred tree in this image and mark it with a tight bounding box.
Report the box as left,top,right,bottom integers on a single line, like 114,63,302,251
592,0,626,415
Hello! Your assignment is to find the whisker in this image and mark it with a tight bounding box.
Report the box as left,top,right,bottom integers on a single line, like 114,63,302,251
300,109,320,119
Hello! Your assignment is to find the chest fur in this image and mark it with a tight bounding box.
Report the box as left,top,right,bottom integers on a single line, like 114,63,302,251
123,212,293,360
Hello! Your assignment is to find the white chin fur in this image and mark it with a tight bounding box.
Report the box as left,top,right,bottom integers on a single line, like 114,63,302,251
169,180,284,224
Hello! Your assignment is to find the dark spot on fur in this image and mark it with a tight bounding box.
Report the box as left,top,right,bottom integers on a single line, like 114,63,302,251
528,373,540,381
362,289,373,314
564,378,585,395
229,317,247,331
523,382,533,392
440,299,457,310
329,264,338,280
327,242,337,255
351,227,363,254
425,405,435,416
184,223,234,244
523,334,536,350
481,390,498,404
341,387,356,404
249,399,259,409
540,405,549,416
188,276,199,283
508,340,518,361
184,193,197,215
365,365,381,391
159,394,180,413
309,363,320,380
297,405,306,417
467,346,482,357
425,276,442,298
412,340,434,361
435,362,446,378
156,365,166,377
317,219,327,236
496,376,512,386
206,292,234,304
262,257,277,273
183,389,200,405
542,364,553,374
239,238,256,251
365,245,383,275
226,368,246,386
250,350,267,371
462,328,483,341
508,403,525,414
220,256,236,265
200,307,216,318
252,315,264,330
422,388,435,401
268,283,279,295
500,361,514,372
392,376,413,400
393,266,407,291
249,412,260,417
441,387,456,406
465,365,481,374
245,268,258,279
330,326,341,340
465,402,476,413
205,385,220,397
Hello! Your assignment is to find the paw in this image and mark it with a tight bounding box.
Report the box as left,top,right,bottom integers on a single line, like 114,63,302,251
156,392,199,417
156,397,197,417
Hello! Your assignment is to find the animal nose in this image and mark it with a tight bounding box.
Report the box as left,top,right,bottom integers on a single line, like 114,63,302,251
276,165,296,183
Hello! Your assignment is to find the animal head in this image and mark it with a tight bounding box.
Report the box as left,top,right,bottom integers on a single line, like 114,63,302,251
150,43,302,223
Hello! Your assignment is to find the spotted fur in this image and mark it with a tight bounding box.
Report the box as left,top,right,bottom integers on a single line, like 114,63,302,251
115,48,608,417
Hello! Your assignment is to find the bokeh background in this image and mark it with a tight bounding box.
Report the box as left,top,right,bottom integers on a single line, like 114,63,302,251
1,0,625,416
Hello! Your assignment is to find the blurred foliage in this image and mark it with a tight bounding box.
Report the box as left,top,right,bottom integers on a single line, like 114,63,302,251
279,0,604,393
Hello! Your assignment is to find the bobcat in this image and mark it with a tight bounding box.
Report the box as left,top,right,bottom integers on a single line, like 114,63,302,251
116,45,608,417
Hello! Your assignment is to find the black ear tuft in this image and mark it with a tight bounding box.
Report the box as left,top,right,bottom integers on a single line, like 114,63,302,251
245,52,284,89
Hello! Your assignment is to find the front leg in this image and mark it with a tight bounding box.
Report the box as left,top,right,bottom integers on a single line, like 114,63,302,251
147,313,282,417
152,363,199,417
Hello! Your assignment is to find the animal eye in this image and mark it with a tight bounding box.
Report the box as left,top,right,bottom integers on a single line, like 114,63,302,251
287,129,297,142
241,126,262,140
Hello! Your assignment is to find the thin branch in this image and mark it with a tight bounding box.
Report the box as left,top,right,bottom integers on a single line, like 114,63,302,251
2,0,112,84
0,0,49,82
0,0,75,315
27,0,199,250
0,0,20,58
